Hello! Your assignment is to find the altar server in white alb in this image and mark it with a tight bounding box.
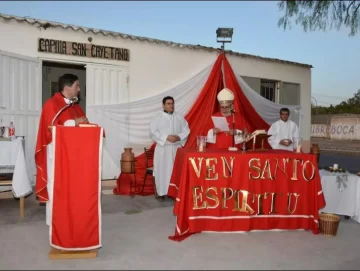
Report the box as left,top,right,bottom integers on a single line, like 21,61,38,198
267,107,300,151
149,96,190,201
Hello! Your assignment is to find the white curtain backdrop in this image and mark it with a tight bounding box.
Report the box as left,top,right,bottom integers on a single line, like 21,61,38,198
235,73,303,130
86,64,213,165
86,61,303,172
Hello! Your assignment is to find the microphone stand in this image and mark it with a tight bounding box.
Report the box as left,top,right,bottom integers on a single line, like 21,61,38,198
232,113,235,149
242,127,248,153
228,109,238,151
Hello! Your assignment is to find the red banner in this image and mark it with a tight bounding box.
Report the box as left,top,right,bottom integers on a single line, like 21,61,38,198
50,126,103,250
168,148,326,241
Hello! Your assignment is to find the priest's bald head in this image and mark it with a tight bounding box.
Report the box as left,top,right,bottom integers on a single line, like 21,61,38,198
217,88,235,117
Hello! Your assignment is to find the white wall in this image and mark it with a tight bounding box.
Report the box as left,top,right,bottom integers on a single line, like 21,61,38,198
311,116,360,140
241,76,261,94
0,51,42,183
0,18,214,102
0,18,312,146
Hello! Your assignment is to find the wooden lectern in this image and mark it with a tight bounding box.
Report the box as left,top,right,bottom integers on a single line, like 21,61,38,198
244,131,271,151
47,124,102,260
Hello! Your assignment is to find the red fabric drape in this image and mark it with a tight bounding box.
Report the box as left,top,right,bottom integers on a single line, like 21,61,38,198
168,148,326,242
51,126,102,250
114,53,271,196
182,54,225,147
113,144,156,196
35,93,86,202
223,57,270,131
223,56,271,149
114,54,224,196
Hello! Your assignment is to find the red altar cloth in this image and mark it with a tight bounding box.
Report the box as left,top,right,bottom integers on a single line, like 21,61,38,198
167,148,326,241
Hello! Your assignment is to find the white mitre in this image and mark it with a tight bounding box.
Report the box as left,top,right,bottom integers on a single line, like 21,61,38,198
217,88,234,106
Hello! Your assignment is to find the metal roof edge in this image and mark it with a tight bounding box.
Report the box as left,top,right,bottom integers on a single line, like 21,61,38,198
0,13,313,68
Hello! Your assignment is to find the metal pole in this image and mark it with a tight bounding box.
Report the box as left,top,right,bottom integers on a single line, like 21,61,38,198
311,96,318,107
311,96,318,115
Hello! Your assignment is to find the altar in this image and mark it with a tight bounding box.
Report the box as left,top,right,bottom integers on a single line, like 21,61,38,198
167,148,326,241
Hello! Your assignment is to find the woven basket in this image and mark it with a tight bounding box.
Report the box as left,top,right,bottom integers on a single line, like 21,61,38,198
319,213,340,236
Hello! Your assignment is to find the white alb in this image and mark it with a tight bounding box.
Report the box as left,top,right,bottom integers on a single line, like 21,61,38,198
267,119,300,151
149,111,190,196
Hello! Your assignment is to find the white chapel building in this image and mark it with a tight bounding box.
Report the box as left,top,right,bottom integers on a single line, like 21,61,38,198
0,13,313,181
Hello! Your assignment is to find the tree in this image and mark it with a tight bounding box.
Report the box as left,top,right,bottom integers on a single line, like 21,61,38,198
278,0,360,36
347,89,360,106
311,89,360,115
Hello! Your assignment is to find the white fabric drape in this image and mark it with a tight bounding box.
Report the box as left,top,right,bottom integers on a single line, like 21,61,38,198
320,170,360,222
235,73,303,132
86,64,213,165
86,61,303,172
0,138,32,197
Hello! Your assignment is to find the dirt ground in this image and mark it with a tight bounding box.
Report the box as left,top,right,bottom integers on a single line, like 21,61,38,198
311,137,360,154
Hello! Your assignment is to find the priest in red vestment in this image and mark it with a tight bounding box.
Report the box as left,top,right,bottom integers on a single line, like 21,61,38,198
35,74,88,202
207,88,250,149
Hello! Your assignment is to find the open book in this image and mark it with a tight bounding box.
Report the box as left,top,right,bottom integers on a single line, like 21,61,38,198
79,123,98,127
244,129,267,142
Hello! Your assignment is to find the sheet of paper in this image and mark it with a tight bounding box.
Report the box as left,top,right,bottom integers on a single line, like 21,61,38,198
211,116,229,132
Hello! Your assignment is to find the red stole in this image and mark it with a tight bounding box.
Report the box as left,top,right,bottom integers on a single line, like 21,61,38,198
208,111,251,149
35,92,85,202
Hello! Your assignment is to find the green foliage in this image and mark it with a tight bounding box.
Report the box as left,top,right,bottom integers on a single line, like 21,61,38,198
278,0,360,36
312,89,360,114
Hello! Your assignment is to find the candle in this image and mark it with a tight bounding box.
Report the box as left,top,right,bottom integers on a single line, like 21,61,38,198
296,145,301,153
199,144,203,152
333,164,338,170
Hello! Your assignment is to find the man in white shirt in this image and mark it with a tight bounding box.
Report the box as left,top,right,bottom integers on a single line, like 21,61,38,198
149,96,190,201
267,108,300,151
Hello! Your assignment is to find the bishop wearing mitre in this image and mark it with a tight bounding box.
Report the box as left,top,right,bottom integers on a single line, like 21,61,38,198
207,88,250,149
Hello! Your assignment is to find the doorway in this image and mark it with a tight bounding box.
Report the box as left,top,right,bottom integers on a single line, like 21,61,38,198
42,61,86,113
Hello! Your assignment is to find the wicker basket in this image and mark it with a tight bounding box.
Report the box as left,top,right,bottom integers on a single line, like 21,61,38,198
319,213,340,236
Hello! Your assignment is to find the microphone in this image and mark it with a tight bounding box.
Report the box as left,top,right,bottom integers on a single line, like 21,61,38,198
229,109,236,114
51,97,78,126
72,97,79,103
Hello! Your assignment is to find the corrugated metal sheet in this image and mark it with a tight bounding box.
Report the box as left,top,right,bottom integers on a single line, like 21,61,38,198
0,13,313,69
0,51,42,183
86,64,129,105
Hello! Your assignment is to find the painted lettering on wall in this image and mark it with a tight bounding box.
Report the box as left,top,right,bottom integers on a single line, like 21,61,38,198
311,124,355,138
311,124,327,135
328,125,354,135
38,38,130,62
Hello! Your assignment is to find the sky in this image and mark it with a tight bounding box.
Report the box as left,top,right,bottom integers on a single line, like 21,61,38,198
0,1,359,106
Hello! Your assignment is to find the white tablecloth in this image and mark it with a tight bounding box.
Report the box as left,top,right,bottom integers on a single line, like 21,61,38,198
320,169,360,223
0,138,33,197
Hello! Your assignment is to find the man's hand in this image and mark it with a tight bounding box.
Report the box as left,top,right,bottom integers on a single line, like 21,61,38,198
167,135,180,143
226,129,237,136
75,116,89,126
213,128,221,135
167,135,175,142
279,139,292,146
